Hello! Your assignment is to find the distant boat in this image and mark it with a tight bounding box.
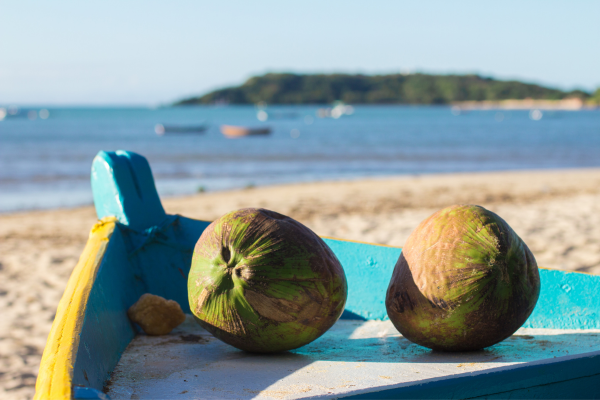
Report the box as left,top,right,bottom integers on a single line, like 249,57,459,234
0,107,50,120
256,110,299,121
220,125,271,138
155,124,208,135
316,102,354,119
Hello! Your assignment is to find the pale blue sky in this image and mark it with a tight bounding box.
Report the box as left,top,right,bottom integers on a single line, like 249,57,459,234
1,0,599,105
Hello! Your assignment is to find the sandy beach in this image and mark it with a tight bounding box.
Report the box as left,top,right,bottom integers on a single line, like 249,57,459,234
2,168,600,399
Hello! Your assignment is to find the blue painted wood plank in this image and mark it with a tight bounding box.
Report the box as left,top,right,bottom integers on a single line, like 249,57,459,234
73,386,110,400
91,150,166,231
123,216,210,314
323,238,401,320
475,374,600,399
72,227,144,392
524,268,600,330
324,237,600,328
343,351,600,399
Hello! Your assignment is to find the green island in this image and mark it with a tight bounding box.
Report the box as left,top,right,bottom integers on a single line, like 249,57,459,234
175,73,598,106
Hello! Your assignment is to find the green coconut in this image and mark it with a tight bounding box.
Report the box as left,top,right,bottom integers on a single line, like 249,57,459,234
386,204,540,351
188,208,347,352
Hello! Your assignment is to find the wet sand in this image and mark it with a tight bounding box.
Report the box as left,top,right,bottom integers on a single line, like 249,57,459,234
2,168,600,399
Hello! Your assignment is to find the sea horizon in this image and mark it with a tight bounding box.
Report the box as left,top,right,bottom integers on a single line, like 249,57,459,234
1,105,599,213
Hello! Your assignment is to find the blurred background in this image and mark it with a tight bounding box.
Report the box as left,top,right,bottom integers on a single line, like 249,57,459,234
1,0,599,212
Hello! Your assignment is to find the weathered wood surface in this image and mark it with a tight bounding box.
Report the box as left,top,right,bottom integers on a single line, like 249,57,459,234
106,317,600,399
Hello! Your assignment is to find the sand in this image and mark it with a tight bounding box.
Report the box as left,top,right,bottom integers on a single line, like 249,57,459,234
2,168,600,399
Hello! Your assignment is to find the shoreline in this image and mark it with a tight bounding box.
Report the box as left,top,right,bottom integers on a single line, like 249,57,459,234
453,98,598,110
3,167,600,399
4,165,600,216
3,166,600,246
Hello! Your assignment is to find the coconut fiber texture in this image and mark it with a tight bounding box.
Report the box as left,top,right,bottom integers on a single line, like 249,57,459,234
386,205,540,351
188,208,347,353
127,293,187,336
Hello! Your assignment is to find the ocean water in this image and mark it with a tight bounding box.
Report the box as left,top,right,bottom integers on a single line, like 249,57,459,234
1,106,599,213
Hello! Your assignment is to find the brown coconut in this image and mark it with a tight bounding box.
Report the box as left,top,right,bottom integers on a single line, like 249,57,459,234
386,204,540,351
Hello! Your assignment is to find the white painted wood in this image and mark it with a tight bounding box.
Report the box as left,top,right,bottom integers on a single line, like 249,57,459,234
107,316,600,399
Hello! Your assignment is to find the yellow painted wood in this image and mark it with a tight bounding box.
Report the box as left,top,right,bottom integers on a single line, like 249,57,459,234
34,217,117,400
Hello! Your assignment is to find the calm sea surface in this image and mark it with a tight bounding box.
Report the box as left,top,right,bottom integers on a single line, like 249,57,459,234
1,106,599,212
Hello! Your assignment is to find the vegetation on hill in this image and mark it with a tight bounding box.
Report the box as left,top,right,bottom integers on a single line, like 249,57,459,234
175,73,591,105
593,88,600,104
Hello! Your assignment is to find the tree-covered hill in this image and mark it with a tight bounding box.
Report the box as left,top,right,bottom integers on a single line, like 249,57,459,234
175,73,590,105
